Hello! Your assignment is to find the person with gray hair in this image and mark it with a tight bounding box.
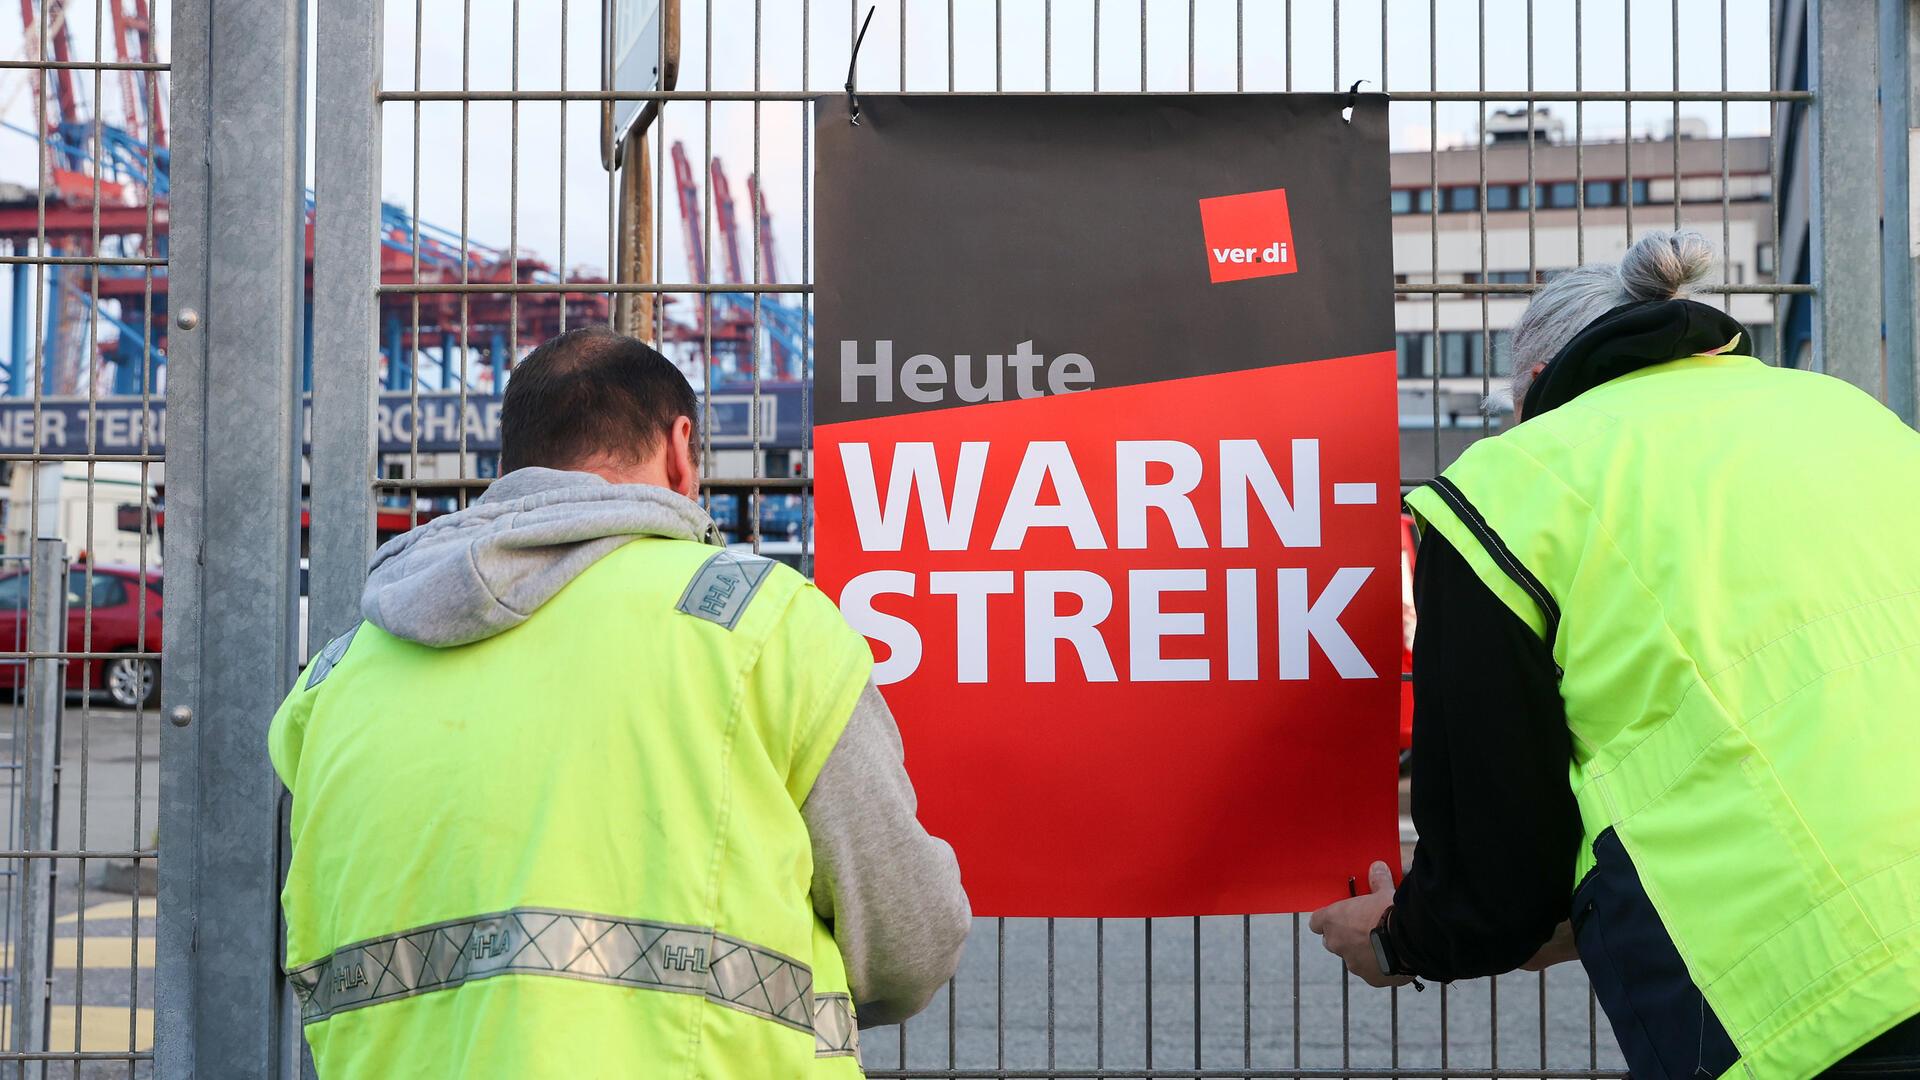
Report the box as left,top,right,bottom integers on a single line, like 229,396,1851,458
1506,230,1720,416
1310,231,1920,1078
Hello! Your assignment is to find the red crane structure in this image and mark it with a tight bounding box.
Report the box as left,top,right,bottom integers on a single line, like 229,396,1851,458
668,140,709,289
2,0,170,396
746,171,781,285
709,156,747,287
3,1,608,402
7,19,810,407
104,0,164,147
662,140,806,383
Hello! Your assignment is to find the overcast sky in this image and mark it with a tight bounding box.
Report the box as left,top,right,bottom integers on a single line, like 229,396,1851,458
1,0,1776,368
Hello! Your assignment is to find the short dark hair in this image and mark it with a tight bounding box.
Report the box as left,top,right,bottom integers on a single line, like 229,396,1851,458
499,326,699,474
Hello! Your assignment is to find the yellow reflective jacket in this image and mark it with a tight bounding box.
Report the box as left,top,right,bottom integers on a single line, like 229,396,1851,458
271,531,874,1079
1407,347,1920,1079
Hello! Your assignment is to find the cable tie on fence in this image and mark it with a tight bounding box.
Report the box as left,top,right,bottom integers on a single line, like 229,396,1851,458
1343,79,1369,124
846,5,877,126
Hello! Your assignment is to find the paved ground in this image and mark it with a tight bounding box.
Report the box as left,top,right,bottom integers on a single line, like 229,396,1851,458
0,702,1629,1077
0,700,158,1078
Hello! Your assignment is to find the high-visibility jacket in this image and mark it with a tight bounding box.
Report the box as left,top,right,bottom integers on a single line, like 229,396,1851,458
1405,352,1920,1080
269,539,875,1079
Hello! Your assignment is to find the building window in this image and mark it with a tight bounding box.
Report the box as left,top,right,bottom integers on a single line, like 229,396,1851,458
1491,330,1515,376
1583,180,1615,207
1439,331,1484,377
1446,186,1479,212
1537,181,1577,209
1757,241,1776,275
1487,184,1514,211
1396,188,1435,214
1630,179,1651,205
1488,269,1534,284
1397,332,1434,378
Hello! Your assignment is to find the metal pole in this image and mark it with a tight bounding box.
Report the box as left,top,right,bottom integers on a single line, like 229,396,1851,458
615,131,656,343
9,539,63,1080
299,3,382,1076
386,313,405,391
157,0,310,1074
1885,0,1920,426
37,262,58,398
7,265,25,398
1809,0,1886,393
309,0,383,648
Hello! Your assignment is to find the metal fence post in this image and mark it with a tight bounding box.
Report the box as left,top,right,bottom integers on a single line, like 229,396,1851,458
296,3,384,1075
1810,0,1887,395
157,0,311,1075
615,133,656,342
310,0,384,646
1886,0,1920,427
9,540,63,1080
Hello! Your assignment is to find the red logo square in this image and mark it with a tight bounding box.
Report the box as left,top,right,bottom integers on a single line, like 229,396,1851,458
1197,187,1299,284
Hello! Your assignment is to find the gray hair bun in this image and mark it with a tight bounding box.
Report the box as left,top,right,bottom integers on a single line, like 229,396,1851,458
1618,229,1714,302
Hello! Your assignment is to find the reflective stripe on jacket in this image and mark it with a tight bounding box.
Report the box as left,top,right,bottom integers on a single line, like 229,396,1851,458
270,538,874,1079
1405,353,1920,1080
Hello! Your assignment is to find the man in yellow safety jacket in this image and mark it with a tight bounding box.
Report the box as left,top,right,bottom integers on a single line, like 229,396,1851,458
270,326,970,1079
1310,232,1920,1079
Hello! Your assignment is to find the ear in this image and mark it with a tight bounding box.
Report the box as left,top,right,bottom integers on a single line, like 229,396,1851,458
1511,361,1551,423
664,415,699,498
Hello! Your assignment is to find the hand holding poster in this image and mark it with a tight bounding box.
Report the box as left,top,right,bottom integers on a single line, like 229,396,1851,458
814,94,1400,916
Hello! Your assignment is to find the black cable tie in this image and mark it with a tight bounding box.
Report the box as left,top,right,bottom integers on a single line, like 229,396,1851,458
846,5,878,126
1343,78,1370,124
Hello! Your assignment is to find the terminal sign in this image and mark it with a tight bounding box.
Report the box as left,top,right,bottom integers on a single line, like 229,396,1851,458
0,387,806,457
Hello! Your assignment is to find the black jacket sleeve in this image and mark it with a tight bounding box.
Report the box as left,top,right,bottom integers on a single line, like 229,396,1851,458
1387,530,1582,982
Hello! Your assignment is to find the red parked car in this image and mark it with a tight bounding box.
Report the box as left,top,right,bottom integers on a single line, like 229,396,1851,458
0,562,161,709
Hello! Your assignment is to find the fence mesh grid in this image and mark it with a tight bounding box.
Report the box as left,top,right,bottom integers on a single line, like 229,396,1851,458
335,0,1808,1076
2,0,169,1072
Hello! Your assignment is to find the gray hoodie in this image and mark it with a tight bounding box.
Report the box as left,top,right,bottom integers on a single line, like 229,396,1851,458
361,467,970,1028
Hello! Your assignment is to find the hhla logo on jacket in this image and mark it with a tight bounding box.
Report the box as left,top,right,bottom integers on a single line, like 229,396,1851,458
1198,187,1299,283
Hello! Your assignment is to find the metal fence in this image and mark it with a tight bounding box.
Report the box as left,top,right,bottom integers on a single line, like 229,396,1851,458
139,0,1920,1077
2,0,169,1069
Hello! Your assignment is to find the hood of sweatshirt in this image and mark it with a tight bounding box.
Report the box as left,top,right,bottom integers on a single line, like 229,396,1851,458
360,467,723,647
1519,298,1750,420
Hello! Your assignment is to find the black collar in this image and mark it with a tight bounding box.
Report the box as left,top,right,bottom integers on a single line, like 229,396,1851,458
1520,299,1751,419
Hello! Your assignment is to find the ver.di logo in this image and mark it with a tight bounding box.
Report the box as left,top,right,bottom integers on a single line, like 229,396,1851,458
1197,187,1299,284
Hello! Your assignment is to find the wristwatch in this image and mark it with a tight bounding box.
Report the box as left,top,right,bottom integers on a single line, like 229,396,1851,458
1368,906,1404,977
1368,906,1425,990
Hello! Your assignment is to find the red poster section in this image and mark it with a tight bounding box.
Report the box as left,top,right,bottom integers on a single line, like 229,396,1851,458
815,354,1402,916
